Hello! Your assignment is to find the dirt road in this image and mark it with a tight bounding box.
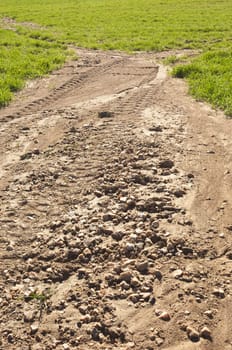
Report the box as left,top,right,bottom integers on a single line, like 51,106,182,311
0,49,231,350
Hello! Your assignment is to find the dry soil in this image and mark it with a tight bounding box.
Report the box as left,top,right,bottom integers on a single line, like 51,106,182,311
0,49,231,350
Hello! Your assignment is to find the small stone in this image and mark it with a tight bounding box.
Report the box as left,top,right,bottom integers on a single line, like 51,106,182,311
91,326,101,341
30,322,39,334
156,337,164,346
24,310,36,323
172,269,183,279
80,314,91,323
7,334,14,343
103,213,115,221
212,288,225,298
159,159,174,169
174,189,186,198
182,246,193,255
119,270,133,283
67,248,79,260
158,311,171,321
127,342,136,348
112,231,124,241
186,326,200,342
120,280,130,290
204,310,213,319
149,125,162,132
79,305,88,315
125,243,135,252
150,220,159,230
129,293,140,303
141,293,151,302
130,277,140,288
200,326,212,339
83,248,91,256
98,111,114,118
154,270,162,281
226,251,232,260
135,261,148,274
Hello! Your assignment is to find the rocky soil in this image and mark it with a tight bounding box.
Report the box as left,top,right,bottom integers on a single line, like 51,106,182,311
0,49,231,350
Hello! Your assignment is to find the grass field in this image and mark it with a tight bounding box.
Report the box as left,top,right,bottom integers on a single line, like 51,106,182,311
0,0,232,114
0,26,66,106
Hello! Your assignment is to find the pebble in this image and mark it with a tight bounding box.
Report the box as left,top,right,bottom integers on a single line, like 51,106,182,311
112,231,124,241
149,125,163,132
226,251,232,260
24,310,36,323
156,337,164,346
129,294,140,303
130,277,140,288
135,261,149,274
186,326,200,342
174,189,186,198
155,309,171,321
120,281,130,290
158,311,171,321
119,270,133,283
127,342,136,348
98,111,114,118
212,288,225,298
150,220,159,230
172,269,183,279
154,270,162,281
159,159,174,169
30,323,39,335
200,326,212,339
204,310,213,319
125,243,135,253
7,334,14,343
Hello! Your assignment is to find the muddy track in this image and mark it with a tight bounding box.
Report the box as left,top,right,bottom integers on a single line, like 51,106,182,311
0,49,231,350
1,57,128,122
1,57,158,122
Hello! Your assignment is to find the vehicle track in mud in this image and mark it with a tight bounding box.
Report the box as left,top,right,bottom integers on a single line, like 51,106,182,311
0,49,231,350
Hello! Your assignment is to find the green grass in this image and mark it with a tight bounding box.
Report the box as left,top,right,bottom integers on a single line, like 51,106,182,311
0,0,232,113
172,50,232,116
0,26,66,107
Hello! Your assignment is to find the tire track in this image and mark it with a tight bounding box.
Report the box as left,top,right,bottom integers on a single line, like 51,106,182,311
0,57,127,123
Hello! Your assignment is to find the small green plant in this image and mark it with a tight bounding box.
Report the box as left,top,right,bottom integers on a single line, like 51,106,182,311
163,55,179,65
26,292,48,302
24,289,52,320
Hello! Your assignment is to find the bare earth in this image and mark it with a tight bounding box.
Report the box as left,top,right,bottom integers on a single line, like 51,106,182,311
0,49,231,350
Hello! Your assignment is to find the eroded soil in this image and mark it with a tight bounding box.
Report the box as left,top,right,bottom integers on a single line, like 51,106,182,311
0,49,231,350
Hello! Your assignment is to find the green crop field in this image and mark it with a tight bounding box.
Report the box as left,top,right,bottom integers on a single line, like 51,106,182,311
0,0,232,114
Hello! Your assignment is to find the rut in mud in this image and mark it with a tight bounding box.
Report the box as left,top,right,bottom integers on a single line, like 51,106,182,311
0,49,231,350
